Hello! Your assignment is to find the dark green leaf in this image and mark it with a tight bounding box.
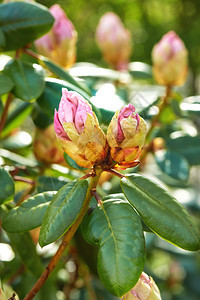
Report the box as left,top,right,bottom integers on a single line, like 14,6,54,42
2,191,56,232
37,176,69,193
8,232,43,276
0,73,14,95
0,98,3,116
0,2,54,51
37,78,100,121
32,104,53,129
81,196,145,297
129,62,153,79
155,150,189,181
4,59,45,101
0,167,15,205
63,152,87,171
2,102,33,138
166,135,200,165
39,179,88,247
41,58,91,96
0,27,5,48
121,174,200,251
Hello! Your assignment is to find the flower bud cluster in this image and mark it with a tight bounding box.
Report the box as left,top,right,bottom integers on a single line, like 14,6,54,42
121,272,161,300
54,89,147,168
35,4,77,68
152,31,188,86
96,12,132,71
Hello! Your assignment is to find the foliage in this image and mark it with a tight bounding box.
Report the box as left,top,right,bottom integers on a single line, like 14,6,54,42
0,1,200,300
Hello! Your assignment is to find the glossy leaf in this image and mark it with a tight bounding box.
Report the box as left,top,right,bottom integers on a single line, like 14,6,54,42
8,232,43,276
39,179,88,247
155,150,189,181
0,148,38,168
2,191,56,232
166,135,200,165
1,131,32,150
0,73,14,95
2,102,33,138
37,176,70,193
31,104,53,129
37,78,100,121
4,59,45,101
121,174,200,251
0,167,15,205
0,2,54,51
81,196,145,297
181,96,200,117
41,58,91,96
129,62,153,79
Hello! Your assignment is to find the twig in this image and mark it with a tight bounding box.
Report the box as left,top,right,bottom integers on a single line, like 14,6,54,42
23,48,41,60
23,167,103,300
104,168,125,179
91,188,102,205
13,176,36,185
140,85,172,163
0,93,13,137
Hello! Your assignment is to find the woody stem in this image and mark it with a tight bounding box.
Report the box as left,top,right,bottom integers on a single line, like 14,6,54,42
24,166,103,300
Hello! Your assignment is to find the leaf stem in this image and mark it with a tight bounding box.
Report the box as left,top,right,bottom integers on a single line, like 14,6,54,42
104,168,125,179
23,166,103,300
0,93,13,137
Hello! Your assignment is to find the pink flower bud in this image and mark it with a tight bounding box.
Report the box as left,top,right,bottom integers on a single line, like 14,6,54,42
54,89,108,168
107,104,147,164
121,272,161,300
35,4,77,68
152,31,188,86
33,124,65,165
96,12,132,70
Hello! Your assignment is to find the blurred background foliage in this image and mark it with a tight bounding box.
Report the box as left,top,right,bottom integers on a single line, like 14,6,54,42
36,0,200,93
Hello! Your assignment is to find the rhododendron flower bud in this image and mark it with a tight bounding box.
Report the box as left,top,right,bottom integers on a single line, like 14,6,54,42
54,89,108,168
33,124,65,165
121,272,161,300
107,104,147,164
96,12,132,70
152,31,188,86
35,4,77,68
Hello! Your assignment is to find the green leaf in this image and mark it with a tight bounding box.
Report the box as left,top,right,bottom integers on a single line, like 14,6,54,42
2,191,56,232
0,167,15,205
31,104,53,129
37,176,69,193
166,135,200,165
0,73,14,95
81,196,145,297
2,102,33,138
1,131,32,150
0,98,3,117
155,150,189,182
128,62,153,79
0,2,54,51
0,148,38,168
0,27,5,48
181,96,200,117
41,58,91,96
39,179,88,247
121,174,200,251
8,232,43,276
37,78,100,121
63,152,87,171
4,59,45,102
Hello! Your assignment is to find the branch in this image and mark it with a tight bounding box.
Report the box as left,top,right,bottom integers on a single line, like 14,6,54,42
140,85,172,163
24,167,103,300
0,93,13,137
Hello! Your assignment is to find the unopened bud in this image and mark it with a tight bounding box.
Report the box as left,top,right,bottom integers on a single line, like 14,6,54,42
35,4,77,68
121,272,161,300
152,31,188,86
96,12,132,70
33,124,65,165
54,88,108,168
107,104,147,164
